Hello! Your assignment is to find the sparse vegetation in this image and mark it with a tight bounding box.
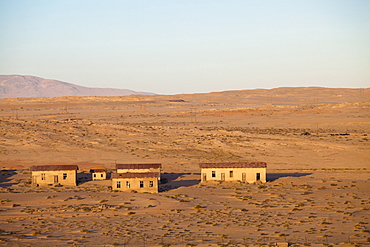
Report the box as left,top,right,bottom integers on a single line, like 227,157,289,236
0,89,368,245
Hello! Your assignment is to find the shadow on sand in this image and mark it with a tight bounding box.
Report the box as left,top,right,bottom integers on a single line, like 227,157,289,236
77,172,92,184
0,169,19,187
160,173,200,192
267,172,312,182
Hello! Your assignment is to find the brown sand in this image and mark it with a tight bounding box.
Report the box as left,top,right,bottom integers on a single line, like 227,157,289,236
0,87,369,246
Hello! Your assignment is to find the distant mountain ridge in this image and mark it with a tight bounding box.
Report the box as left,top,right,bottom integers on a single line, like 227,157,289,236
0,75,154,98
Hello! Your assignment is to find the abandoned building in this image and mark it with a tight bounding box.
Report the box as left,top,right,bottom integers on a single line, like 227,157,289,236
116,163,161,176
90,166,107,180
199,162,267,183
30,165,79,186
111,172,160,193
111,163,162,193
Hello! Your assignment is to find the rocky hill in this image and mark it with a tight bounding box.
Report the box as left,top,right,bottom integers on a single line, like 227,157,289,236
0,75,154,98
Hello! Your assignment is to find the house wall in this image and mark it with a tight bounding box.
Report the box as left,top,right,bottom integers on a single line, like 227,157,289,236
92,172,106,180
116,168,161,180
117,168,161,174
111,177,158,193
32,170,77,186
201,168,266,183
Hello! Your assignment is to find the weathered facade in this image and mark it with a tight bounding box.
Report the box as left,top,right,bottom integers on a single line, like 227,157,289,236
116,163,161,175
199,162,267,183
90,167,107,180
30,165,78,186
111,172,159,193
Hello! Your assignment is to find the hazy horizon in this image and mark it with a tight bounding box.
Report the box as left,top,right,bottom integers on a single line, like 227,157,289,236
2,74,369,97
1,1,369,94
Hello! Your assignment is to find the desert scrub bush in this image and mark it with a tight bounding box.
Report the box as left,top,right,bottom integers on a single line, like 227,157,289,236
32,230,42,235
0,199,10,204
82,207,92,212
0,238,8,242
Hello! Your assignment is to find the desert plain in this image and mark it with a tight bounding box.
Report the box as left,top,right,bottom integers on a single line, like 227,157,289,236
0,87,369,246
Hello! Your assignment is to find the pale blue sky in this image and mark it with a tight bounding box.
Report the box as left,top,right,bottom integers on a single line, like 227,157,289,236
0,0,369,94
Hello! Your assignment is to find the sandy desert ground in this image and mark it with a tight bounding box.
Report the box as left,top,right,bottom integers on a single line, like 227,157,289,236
0,87,369,246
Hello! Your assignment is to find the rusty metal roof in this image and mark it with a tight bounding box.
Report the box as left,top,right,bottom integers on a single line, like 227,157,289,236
199,162,267,169
111,172,159,179
116,163,161,169
30,165,79,171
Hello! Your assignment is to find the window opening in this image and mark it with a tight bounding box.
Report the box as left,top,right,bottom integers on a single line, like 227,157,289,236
242,173,246,182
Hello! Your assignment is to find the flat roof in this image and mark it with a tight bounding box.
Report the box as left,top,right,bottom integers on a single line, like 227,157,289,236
116,163,161,169
199,162,267,169
111,172,159,179
30,165,79,171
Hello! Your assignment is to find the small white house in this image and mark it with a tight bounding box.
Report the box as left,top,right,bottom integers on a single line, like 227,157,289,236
90,166,107,180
